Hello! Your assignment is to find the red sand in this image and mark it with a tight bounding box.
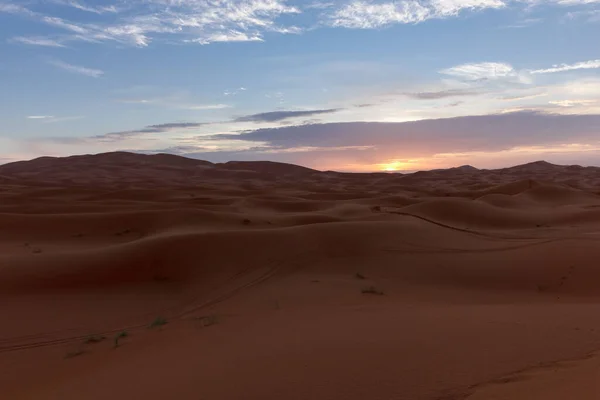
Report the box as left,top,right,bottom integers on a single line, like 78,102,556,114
2,152,600,399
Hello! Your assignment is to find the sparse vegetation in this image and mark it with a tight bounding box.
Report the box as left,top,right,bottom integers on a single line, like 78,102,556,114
355,272,367,280
197,315,219,327
85,334,106,344
114,330,128,348
362,286,384,295
65,349,85,359
242,218,252,225
149,316,168,329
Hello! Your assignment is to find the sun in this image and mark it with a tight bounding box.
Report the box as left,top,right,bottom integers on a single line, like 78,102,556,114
380,160,412,172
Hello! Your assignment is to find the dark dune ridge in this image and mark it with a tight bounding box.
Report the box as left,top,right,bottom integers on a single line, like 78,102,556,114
2,151,600,400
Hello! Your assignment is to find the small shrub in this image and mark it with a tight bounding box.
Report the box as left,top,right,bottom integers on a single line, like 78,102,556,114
32,248,42,254
114,330,128,348
537,284,549,293
197,315,218,328
149,317,168,329
355,272,366,280
362,286,384,296
65,349,85,359
85,334,106,344
242,219,252,225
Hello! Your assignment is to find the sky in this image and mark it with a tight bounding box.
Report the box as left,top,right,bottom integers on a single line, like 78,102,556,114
1,0,600,172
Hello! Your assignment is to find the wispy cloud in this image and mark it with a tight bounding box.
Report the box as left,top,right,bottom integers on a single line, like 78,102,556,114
0,3,35,16
44,116,85,123
146,122,209,130
498,92,547,101
234,109,341,123
4,0,600,49
327,0,505,29
11,36,66,47
500,17,542,28
182,104,231,111
440,62,518,81
185,31,264,45
3,0,301,47
89,121,211,142
115,96,231,111
48,59,104,77
51,0,119,14
549,99,598,107
405,89,479,99
224,87,248,96
26,115,84,123
530,59,600,74
27,115,54,119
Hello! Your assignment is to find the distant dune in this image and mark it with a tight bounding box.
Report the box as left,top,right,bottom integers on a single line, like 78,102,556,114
2,151,600,399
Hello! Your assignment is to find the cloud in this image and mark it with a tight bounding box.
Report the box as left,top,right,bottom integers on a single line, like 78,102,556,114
499,92,547,101
440,62,518,81
88,121,211,142
327,0,505,29
116,99,154,104
27,115,83,123
549,99,598,107
0,3,35,16
3,0,301,48
564,9,600,22
48,59,104,77
182,104,231,111
530,59,600,74
234,108,341,123
114,93,231,110
224,87,248,96
499,17,542,28
354,103,375,108
185,31,264,45
146,122,209,129
51,0,119,14
5,0,600,49
41,15,89,34
11,36,66,47
213,111,600,157
45,116,85,123
405,89,479,99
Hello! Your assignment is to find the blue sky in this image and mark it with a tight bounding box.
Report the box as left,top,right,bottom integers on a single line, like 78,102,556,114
1,0,599,171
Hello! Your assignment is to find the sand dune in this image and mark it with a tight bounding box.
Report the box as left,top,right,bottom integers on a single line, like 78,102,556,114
2,152,600,399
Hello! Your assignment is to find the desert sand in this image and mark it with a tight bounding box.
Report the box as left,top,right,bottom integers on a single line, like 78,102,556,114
2,152,600,399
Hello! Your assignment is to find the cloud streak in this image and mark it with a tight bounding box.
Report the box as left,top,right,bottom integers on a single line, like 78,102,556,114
4,0,599,49
48,59,104,77
530,59,600,74
11,36,66,47
440,62,518,81
234,108,341,122
405,89,479,99
327,0,505,29
3,0,301,47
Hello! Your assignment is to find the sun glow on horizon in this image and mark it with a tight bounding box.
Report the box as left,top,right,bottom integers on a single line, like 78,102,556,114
379,160,420,172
